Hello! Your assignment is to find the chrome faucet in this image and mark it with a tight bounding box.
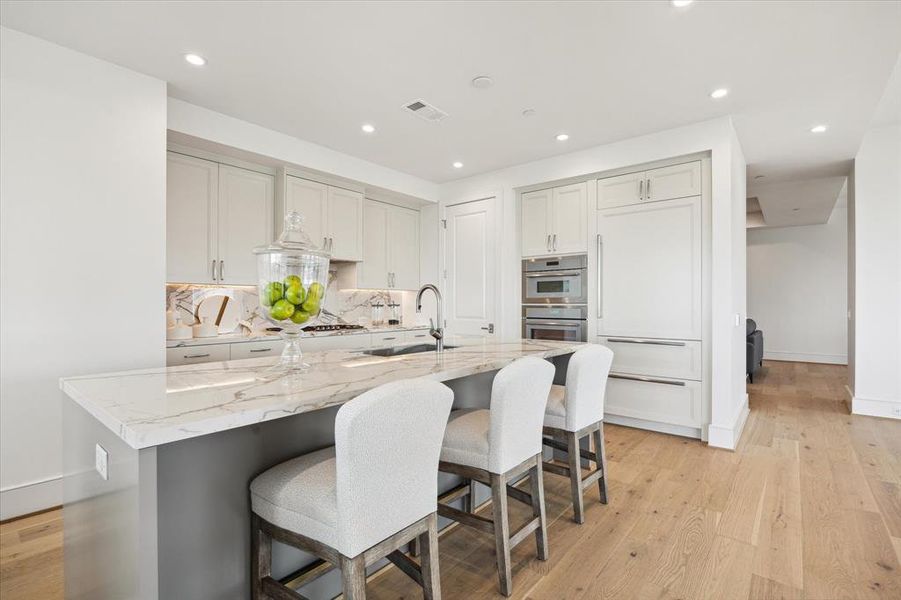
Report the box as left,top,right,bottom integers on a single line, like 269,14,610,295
415,284,444,352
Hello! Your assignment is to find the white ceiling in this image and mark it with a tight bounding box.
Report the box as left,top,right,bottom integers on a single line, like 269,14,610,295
748,176,847,228
1,1,899,184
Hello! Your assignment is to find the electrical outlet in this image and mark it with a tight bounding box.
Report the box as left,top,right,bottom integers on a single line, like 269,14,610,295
892,405,901,418
95,443,109,481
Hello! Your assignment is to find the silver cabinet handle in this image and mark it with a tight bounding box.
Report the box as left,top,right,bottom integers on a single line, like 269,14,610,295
596,234,603,318
219,260,224,281
639,179,644,200
211,260,217,281
329,237,334,252
646,179,651,200
606,338,686,347
609,373,686,386
184,353,211,359
552,234,557,251
381,336,398,341
323,237,328,250
249,348,272,353
546,234,551,252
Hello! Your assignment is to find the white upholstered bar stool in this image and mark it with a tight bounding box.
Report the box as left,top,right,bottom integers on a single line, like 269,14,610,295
436,356,555,597
541,344,614,524
249,379,453,600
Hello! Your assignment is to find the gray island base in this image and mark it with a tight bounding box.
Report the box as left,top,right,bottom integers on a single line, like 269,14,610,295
61,339,582,599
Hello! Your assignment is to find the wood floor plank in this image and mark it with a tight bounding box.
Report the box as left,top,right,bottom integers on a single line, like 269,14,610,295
747,573,804,599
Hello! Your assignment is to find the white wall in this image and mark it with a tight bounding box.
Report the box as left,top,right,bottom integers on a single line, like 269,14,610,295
168,98,440,204
747,209,849,364
0,28,167,518
439,117,748,448
851,123,901,419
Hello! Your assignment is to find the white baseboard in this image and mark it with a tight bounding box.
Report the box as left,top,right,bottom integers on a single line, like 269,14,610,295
0,475,62,520
852,395,901,420
707,393,750,450
763,350,847,365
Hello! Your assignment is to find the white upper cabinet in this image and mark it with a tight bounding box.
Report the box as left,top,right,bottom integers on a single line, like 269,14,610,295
387,204,420,290
521,182,587,256
167,153,218,283
327,187,363,261
284,176,327,246
166,152,274,285
521,188,552,256
217,165,274,285
358,199,419,290
597,161,702,209
284,176,362,261
551,182,588,254
359,200,389,289
645,162,702,203
597,195,702,340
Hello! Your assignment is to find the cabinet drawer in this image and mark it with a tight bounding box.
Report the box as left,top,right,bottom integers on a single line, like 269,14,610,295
230,339,284,361
304,334,370,352
404,329,432,344
597,337,701,381
370,332,404,348
166,344,230,366
604,375,702,428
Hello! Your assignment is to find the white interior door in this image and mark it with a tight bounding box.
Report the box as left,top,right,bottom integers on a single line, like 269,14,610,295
166,152,218,283
444,198,496,337
285,176,327,247
217,165,274,285
327,187,363,260
597,196,702,340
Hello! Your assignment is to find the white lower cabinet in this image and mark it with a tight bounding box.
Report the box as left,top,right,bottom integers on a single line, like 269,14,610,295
371,331,404,348
301,334,370,352
404,329,431,344
597,337,702,381
605,375,703,429
166,344,230,366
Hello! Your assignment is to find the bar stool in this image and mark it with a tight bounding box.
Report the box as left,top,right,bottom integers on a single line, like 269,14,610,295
436,356,555,597
541,344,614,524
250,379,453,600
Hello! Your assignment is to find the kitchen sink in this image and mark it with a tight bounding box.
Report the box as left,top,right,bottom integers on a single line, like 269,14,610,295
361,343,458,357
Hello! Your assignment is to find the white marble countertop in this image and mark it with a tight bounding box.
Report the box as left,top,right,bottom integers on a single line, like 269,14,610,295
62,339,582,450
165,324,430,348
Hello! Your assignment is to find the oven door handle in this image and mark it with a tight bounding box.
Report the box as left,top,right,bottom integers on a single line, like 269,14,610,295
525,321,584,327
524,270,582,278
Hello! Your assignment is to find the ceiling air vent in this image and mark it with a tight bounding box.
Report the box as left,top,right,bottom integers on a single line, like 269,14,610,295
402,99,448,123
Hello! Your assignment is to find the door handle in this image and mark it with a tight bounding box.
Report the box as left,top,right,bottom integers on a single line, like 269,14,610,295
609,373,686,386
646,179,651,200
211,260,217,281
219,260,224,281
481,323,495,334
596,234,603,318
639,179,644,200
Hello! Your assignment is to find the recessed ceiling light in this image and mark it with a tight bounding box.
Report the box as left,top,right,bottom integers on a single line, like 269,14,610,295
452,161,464,169
710,88,729,99
810,124,828,133
471,76,494,89
184,53,206,67
361,123,375,134
522,108,536,118
555,133,570,141
672,0,694,7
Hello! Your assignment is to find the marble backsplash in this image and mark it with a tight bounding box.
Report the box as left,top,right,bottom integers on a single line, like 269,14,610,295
166,270,419,334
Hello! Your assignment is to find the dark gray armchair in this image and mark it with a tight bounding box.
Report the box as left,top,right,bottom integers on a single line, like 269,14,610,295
746,318,763,383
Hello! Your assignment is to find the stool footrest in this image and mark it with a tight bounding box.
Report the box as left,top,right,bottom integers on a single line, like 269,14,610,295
508,517,541,549
437,503,495,534
262,576,310,600
386,550,424,587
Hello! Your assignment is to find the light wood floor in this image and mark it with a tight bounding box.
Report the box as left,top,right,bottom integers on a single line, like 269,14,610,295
2,361,899,599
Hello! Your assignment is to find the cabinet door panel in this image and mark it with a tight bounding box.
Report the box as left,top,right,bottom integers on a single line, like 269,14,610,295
387,205,420,290
230,339,285,361
645,161,701,203
551,182,588,253
166,344,230,367
597,171,645,209
597,196,702,340
167,152,218,283
605,376,703,428
285,176,328,247
217,165,274,285
521,188,552,256
359,200,389,289
327,187,363,261
597,337,702,381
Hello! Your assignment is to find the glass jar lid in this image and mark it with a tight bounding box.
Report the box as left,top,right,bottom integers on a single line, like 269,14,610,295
253,211,331,258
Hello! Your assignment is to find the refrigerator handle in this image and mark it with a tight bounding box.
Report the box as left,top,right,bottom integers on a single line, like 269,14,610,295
596,234,603,319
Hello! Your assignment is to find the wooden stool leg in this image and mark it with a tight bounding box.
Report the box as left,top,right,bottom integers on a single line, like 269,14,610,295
529,459,549,561
467,478,478,513
250,514,271,600
490,472,513,597
419,513,442,600
592,424,609,504
567,431,586,523
340,554,367,600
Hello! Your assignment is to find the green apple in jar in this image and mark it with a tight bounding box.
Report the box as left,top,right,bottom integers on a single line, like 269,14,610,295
285,283,306,305
262,282,284,306
301,297,320,315
283,275,302,289
289,309,311,324
307,281,324,300
269,299,295,321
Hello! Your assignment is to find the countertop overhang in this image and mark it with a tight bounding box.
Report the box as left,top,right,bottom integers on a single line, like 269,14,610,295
61,339,583,450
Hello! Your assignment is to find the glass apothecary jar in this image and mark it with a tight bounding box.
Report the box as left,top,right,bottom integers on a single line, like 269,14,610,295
253,212,330,371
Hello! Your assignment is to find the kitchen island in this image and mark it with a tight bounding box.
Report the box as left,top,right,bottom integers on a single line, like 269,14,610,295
61,338,582,599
